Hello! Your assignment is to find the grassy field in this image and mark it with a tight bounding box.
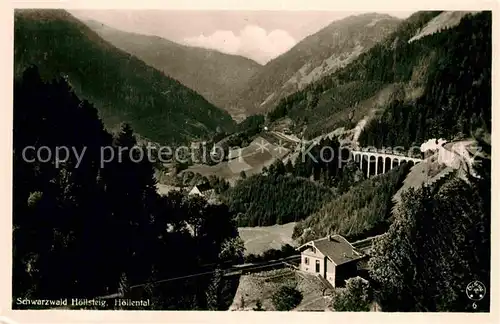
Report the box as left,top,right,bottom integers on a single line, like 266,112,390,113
229,268,331,311
184,136,290,184
156,184,182,196
392,153,447,205
238,222,297,256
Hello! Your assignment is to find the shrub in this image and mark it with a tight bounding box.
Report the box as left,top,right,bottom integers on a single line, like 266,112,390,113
271,286,303,311
331,277,372,311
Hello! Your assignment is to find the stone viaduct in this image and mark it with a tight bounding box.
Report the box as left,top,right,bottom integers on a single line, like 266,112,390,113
350,149,423,178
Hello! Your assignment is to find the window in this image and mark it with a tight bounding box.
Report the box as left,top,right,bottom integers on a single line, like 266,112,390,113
304,257,309,265
315,260,320,273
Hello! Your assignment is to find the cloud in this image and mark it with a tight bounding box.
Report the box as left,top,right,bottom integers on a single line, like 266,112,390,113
183,25,296,64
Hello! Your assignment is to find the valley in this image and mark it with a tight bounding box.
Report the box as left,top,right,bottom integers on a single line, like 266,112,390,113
12,8,492,313
82,19,262,120
238,222,297,256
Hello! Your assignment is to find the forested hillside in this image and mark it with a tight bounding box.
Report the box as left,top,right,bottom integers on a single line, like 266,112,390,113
84,20,261,120
13,66,243,309
369,138,490,311
223,168,335,227
358,11,491,148
223,137,365,227
269,11,490,144
293,163,411,244
268,11,441,138
14,9,235,145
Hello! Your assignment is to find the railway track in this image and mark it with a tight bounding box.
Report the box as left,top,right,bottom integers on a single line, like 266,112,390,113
94,255,301,300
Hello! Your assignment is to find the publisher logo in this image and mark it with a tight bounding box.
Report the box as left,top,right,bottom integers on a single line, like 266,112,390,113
466,280,486,301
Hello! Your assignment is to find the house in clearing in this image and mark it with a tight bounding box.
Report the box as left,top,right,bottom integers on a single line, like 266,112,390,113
297,234,365,288
188,182,217,203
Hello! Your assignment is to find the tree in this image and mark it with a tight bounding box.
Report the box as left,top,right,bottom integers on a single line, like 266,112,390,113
27,191,43,208
253,299,264,311
218,237,245,265
369,165,490,312
239,295,246,310
12,66,243,310
114,122,136,149
293,159,309,178
331,277,372,311
285,160,294,174
336,160,364,194
273,160,286,176
271,286,303,311
291,223,303,240
240,171,247,179
143,266,163,310
117,273,130,298
206,268,224,310
306,92,319,110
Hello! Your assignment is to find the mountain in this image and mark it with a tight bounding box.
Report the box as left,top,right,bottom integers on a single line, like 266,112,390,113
268,11,490,144
82,20,262,121
14,9,236,145
355,11,490,149
231,13,401,116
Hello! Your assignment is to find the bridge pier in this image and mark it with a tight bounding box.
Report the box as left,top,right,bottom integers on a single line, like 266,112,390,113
366,155,371,178
384,157,391,173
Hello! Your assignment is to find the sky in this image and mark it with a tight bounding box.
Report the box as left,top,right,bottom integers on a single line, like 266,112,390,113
70,10,415,64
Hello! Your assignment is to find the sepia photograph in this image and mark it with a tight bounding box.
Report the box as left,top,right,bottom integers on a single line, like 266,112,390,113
7,1,493,317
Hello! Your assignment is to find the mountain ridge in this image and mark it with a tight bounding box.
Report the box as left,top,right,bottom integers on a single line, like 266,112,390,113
14,9,236,145
81,18,262,121
231,12,402,115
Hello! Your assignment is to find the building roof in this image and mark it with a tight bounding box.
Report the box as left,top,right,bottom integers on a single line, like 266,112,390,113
189,186,202,196
298,234,363,266
188,182,212,194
